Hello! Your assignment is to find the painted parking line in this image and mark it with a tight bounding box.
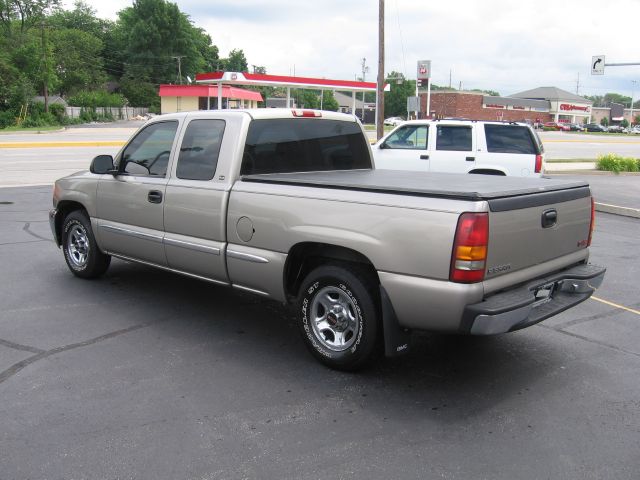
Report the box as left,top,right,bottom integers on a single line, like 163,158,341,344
544,139,640,144
0,141,126,148
591,296,640,316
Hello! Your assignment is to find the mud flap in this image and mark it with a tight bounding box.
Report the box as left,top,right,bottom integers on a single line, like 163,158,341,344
380,286,411,357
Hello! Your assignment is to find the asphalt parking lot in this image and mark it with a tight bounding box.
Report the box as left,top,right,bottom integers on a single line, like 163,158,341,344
1,128,639,479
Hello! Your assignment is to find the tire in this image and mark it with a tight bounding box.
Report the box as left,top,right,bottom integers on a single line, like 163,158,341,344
297,264,380,371
62,210,111,279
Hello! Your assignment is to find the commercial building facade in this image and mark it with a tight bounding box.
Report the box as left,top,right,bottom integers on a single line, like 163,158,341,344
421,86,592,124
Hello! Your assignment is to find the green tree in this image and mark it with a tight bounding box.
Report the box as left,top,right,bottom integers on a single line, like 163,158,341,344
48,1,109,39
223,48,248,72
600,117,609,127
320,90,339,111
621,119,629,128
119,75,159,109
634,114,640,125
383,72,416,118
115,0,211,84
0,0,61,42
50,28,105,95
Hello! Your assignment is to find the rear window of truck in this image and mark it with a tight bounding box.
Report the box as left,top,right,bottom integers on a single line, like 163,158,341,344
484,125,539,154
241,119,371,175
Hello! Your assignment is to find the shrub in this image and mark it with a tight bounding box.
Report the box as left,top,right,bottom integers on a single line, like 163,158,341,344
596,153,640,173
67,90,126,108
49,103,66,123
0,109,16,128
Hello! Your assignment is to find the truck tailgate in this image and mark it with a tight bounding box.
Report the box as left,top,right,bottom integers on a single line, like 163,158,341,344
485,186,592,279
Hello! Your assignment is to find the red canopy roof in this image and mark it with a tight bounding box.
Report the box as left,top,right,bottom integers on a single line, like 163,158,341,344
158,84,263,101
195,71,389,92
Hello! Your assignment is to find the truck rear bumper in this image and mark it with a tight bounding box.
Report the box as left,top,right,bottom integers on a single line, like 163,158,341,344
461,264,606,335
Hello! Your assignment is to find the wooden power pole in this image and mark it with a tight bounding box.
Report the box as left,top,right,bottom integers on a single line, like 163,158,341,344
376,0,385,140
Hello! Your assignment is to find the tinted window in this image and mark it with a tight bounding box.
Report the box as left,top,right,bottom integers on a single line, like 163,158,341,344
436,126,472,151
383,125,428,149
241,119,371,175
121,121,178,176
485,125,538,154
176,120,225,180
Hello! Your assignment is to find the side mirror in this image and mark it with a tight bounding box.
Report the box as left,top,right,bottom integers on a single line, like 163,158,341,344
90,155,115,174
378,142,387,150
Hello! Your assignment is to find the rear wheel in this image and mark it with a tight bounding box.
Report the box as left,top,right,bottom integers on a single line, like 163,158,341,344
297,264,379,371
62,211,110,278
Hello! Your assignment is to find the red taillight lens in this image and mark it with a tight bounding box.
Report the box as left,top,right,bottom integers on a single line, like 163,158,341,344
292,109,322,118
587,197,595,246
535,154,543,173
450,213,489,283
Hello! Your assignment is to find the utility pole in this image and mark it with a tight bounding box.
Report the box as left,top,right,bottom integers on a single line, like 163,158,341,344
376,0,385,140
361,57,368,121
172,56,185,84
576,72,581,95
41,20,49,113
631,80,637,125
449,69,452,89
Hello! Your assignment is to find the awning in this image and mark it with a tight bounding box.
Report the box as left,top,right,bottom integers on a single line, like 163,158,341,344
159,84,263,101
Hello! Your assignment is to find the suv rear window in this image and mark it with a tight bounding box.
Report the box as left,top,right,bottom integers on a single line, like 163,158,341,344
485,125,538,154
241,119,371,175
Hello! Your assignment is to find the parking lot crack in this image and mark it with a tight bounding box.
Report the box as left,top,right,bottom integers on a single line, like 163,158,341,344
22,222,53,242
0,320,161,385
539,324,640,359
0,338,45,354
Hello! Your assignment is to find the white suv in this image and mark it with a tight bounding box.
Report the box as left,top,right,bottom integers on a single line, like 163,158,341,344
372,119,545,177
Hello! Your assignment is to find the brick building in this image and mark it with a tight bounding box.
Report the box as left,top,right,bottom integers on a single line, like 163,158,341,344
420,87,592,124
423,91,551,123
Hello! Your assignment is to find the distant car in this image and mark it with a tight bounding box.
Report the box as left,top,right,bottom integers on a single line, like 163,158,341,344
543,122,570,131
630,126,640,134
567,123,585,132
607,125,625,133
383,117,404,126
584,123,607,132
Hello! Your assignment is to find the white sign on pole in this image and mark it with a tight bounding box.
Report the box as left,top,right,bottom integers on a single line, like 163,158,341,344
591,55,605,75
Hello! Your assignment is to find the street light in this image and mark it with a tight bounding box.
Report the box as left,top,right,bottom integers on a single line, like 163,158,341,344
631,80,637,126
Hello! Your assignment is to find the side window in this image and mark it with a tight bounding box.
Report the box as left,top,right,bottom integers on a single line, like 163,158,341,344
436,126,472,151
121,121,178,176
383,126,428,150
485,125,537,154
176,119,226,180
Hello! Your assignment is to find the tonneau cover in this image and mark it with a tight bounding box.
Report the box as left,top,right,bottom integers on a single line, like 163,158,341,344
241,169,589,201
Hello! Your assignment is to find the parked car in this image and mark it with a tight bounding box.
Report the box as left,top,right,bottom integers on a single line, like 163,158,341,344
383,116,404,126
630,125,640,134
567,123,585,132
373,119,545,176
607,124,625,133
584,123,607,133
543,122,570,131
48,109,605,370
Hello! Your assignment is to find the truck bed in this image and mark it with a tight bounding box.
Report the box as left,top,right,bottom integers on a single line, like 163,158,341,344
241,169,590,202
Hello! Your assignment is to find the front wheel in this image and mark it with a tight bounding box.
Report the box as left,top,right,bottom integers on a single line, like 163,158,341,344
297,264,380,371
62,210,111,279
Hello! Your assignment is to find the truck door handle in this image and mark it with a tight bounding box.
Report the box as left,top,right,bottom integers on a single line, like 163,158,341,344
466,156,475,162
148,190,163,204
420,155,429,160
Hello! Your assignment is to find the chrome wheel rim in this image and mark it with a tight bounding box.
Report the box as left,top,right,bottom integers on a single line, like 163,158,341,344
66,225,89,268
310,286,359,352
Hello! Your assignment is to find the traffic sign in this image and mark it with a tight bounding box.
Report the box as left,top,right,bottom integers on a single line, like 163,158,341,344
591,55,605,75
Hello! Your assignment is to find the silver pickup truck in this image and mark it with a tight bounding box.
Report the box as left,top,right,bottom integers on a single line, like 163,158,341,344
49,109,605,370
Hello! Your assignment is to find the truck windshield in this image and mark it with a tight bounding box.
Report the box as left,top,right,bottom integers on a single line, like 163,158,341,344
241,119,372,175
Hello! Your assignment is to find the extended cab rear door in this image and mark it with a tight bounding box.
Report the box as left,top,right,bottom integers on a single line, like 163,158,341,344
162,114,239,284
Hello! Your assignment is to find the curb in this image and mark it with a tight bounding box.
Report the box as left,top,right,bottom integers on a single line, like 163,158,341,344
0,141,125,148
595,203,640,219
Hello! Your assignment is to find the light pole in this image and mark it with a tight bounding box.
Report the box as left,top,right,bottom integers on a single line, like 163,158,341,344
361,58,369,121
631,80,637,126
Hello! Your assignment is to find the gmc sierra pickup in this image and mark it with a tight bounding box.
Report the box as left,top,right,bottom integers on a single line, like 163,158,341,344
49,109,605,370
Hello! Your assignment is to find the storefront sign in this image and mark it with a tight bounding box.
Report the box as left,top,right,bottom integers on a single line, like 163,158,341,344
560,103,590,112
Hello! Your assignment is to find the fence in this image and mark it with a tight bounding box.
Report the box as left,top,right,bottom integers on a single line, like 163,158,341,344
65,106,149,120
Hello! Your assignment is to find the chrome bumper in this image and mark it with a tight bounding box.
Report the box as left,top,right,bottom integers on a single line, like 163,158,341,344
462,263,606,335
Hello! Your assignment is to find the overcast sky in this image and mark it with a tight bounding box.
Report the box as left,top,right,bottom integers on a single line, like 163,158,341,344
75,0,640,98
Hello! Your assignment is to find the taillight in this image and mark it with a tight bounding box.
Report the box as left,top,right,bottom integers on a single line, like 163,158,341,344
535,154,543,173
587,197,595,246
292,109,322,118
450,213,489,283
